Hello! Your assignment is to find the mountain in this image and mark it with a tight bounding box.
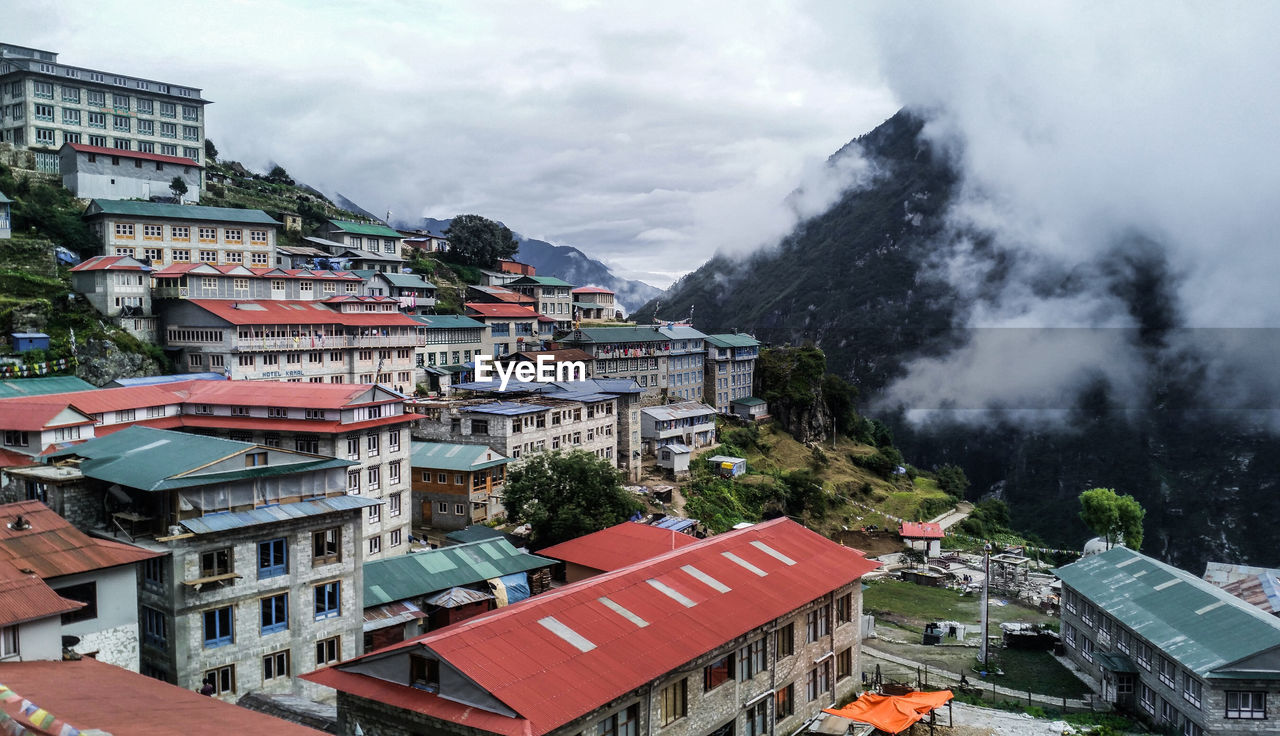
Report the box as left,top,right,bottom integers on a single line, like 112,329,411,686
404,217,662,314
633,110,1280,572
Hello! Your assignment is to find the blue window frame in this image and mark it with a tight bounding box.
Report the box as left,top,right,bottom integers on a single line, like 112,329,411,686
261,593,288,634
203,606,233,648
314,581,340,620
258,537,287,579
142,605,167,648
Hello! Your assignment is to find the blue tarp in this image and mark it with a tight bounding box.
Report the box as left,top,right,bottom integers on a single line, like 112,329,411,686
498,572,531,604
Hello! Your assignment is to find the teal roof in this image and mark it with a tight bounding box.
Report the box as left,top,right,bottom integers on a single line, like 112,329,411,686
705,333,760,349
328,219,403,238
84,200,279,225
564,326,672,344
179,494,380,534
410,441,511,472
0,192,12,204
0,376,96,399
445,525,511,545
47,426,354,491
732,396,766,407
378,272,437,290
508,275,573,287
411,314,486,330
363,539,555,606
1055,547,1280,679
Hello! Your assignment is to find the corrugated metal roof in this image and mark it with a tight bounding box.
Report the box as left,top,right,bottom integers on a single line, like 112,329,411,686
178,494,380,534
85,199,279,225
0,500,160,578
307,518,880,736
641,401,716,421
327,219,403,238
0,560,86,626
363,600,428,632
466,401,551,416
651,517,698,532
1055,547,1280,678
187,299,421,327
538,522,698,573
732,396,767,407
363,539,555,606
704,333,761,348
411,314,488,330
899,522,944,539
507,276,573,287
563,326,670,344
424,586,495,608
409,441,510,472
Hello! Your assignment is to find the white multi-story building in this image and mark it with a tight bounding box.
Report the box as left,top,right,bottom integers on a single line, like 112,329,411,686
0,42,208,176
82,199,280,268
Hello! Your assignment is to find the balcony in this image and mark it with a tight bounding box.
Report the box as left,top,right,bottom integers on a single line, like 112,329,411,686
233,334,421,352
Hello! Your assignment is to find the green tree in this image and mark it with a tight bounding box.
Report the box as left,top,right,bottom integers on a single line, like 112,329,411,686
502,450,642,548
444,214,520,267
169,177,188,199
934,463,970,498
204,138,219,162
266,165,294,185
1079,487,1145,550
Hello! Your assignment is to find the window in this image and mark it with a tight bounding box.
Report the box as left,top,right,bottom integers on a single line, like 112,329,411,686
160,122,177,138
263,650,290,681
1226,691,1266,719
738,638,767,680
1117,628,1131,654
390,529,402,547
62,86,80,103
261,593,288,634
807,604,831,642
245,451,268,467
410,654,441,690
836,592,853,623
314,581,340,619
455,474,464,486
113,94,129,111
203,606,233,647
703,653,733,691
200,548,232,578
183,125,199,141
137,98,153,114
346,437,360,459
33,104,54,121
592,705,637,736
1180,721,1203,736
0,626,16,659
1158,656,1176,688
806,667,820,701
1080,635,1094,663
143,557,164,590
776,683,794,721
367,433,380,456
88,112,107,128
64,131,81,144
368,504,381,523
142,606,167,648
225,228,243,243
3,431,29,447
454,504,465,516
1137,641,1152,670
312,528,340,565
171,248,190,262
659,678,687,726
161,143,178,156
250,229,267,244
113,115,130,131
296,438,319,454
389,493,402,517
774,622,794,659
114,222,135,238
203,664,235,696
138,119,154,135
56,581,97,624
836,647,853,680
258,538,287,578
438,502,448,515
316,635,341,666
1160,698,1177,726
388,429,401,452
1182,673,1202,709
368,536,382,555
1140,683,1156,714
88,90,106,106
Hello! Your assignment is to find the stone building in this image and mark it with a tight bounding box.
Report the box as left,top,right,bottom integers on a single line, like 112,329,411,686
60,142,202,202
317,221,404,273
560,324,709,403
150,263,365,301
505,275,575,332
640,401,717,455
68,254,156,340
303,519,879,736
1057,547,1280,735
82,199,280,268
571,286,618,321
703,333,761,413
464,302,548,358
40,426,375,702
411,314,488,392
0,42,208,176
409,441,511,529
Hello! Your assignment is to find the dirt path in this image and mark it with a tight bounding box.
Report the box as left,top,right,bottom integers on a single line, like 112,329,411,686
930,501,974,531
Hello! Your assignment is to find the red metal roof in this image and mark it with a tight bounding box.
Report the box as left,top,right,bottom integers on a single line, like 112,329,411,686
151,264,360,280
465,303,542,319
0,560,85,627
187,299,421,327
120,411,413,436
571,287,614,295
183,380,401,409
899,522,945,539
0,657,327,735
0,500,160,579
0,401,95,432
537,521,698,572
69,255,149,272
304,519,879,736
0,448,38,469
65,142,200,167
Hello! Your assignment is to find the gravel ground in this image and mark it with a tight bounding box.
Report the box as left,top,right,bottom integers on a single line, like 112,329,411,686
939,703,1081,735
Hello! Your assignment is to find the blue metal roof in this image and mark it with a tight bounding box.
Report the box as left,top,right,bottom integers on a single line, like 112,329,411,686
540,390,616,403
109,372,228,387
179,494,381,534
466,401,551,416
652,517,698,532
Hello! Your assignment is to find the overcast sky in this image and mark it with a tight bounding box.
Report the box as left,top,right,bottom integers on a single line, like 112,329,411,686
4,0,901,286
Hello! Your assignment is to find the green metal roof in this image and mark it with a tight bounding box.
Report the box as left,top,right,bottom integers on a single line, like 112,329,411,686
410,441,510,472
84,200,280,225
1055,547,1280,679
0,376,96,399
411,314,487,330
47,426,353,491
732,396,766,407
0,192,12,204
572,301,606,310
363,539,555,606
705,333,761,349
377,272,437,290
564,326,672,344
445,525,510,545
328,219,403,238
507,275,573,287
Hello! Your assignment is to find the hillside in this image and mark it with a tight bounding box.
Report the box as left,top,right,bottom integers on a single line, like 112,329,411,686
633,110,1280,572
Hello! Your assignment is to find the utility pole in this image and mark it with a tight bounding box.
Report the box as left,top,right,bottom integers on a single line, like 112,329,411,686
979,541,992,668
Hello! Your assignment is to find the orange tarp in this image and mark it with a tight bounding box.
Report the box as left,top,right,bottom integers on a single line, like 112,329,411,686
823,690,953,734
